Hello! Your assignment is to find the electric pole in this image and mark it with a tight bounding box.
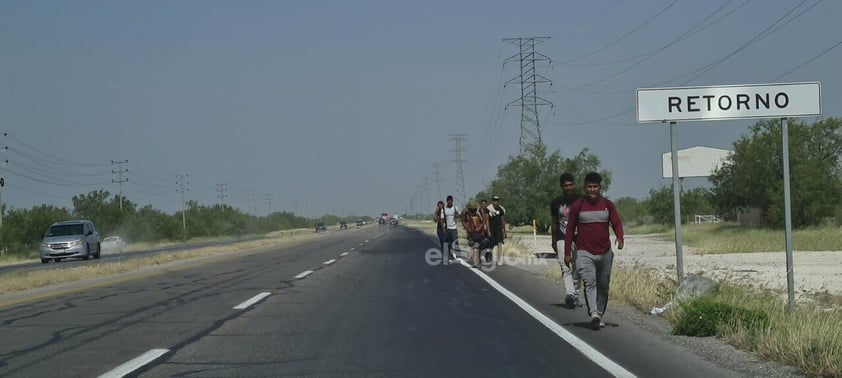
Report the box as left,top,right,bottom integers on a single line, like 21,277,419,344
176,174,189,241
449,133,467,205
216,183,228,211
503,37,554,153
111,160,128,212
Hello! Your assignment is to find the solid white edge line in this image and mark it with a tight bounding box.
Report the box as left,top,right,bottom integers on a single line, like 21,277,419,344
323,259,336,265
340,252,349,257
460,260,637,378
294,270,313,279
97,348,170,378
233,292,272,310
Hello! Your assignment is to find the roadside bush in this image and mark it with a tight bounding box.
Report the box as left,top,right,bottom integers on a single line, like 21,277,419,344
673,295,769,337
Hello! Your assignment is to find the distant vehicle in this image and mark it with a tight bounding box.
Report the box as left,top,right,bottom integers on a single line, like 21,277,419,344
315,222,326,233
356,219,364,228
39,220,101,263
389,218,398,225
339,222,348,230
102,236,127,253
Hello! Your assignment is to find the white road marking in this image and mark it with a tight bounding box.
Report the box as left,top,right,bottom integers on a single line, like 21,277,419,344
340,252,349,257
365,239,369,243
350,247,356,251
97,348,170,378
295,270,313,279
460,260,637,378
323,259,336,265
233,292,272,310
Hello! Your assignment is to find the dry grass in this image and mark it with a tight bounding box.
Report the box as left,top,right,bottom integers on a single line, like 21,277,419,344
610,266,842,377
0,229,317,295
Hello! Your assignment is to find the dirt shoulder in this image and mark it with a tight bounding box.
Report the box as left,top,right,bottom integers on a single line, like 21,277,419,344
517,233,842,298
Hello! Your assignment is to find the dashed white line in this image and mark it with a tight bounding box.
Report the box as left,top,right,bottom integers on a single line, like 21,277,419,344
97,348,170,378
461,260,636,378
233,292,272,310
340,252,349,257
294,270,313,279
350,247,356,251
323,259,336,265
365,239,370,243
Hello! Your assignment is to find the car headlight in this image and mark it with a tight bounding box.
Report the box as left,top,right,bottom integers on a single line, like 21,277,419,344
40,242,48,248
68,240,84,247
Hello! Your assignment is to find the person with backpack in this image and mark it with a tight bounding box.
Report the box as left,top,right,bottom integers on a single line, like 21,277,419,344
564,172,624,330
462,200,488,268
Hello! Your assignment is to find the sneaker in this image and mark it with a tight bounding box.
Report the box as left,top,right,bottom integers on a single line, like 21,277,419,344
564,294,575,309
599,320,606,328
590,314,602,330
572,295,581,308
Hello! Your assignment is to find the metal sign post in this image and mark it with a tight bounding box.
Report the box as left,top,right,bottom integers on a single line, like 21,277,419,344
669,121,684,278
781,117,795,311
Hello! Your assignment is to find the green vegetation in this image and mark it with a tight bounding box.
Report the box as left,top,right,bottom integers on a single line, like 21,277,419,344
634,223,842,253
0,189,363,261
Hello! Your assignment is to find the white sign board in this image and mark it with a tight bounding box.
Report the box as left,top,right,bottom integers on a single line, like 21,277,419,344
662,146,732,178
637,82,821,123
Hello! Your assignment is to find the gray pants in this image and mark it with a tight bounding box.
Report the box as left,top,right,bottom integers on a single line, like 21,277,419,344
576,250,614,316
444,228,460,261
559,247,580,296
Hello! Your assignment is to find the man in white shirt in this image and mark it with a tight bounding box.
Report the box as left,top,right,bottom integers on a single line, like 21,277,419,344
443,195,461,264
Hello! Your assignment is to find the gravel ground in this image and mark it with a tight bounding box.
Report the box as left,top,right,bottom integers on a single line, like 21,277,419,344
509,234,808,378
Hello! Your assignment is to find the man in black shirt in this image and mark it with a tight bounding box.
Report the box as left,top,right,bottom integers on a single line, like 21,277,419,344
550,172,582,308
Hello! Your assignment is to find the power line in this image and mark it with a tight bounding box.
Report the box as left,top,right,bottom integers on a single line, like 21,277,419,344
771,40,842,81
557,0,680,64
1,132,111,168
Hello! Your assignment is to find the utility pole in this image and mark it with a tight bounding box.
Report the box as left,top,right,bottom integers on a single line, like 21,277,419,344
265,193,273,219
111,160,128,212
503,37,554,153
216,183,228,211
176,174,189,241
449,133,467,205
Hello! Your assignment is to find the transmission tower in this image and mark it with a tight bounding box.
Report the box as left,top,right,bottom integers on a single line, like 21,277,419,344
111,160,128,212
432,162,443,200
216,183,228,210
503,37,554,153
265,193,273,219
449,133,467,205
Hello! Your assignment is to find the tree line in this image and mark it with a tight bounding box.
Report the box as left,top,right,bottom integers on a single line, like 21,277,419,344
471,117,842,231
0,189,367,256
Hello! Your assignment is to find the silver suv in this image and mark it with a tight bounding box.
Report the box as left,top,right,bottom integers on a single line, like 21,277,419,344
39,220,101,263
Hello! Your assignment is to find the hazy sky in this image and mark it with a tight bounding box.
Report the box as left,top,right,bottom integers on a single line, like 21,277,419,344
2,0,840,218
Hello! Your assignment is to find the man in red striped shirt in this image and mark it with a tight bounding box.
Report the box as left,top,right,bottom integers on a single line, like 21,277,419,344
564,172,624,330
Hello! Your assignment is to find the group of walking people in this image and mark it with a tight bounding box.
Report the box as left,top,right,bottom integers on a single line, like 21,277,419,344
431,170,623,331
433,195,507,268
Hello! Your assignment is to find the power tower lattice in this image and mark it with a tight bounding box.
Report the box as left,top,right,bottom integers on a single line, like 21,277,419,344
503,37,554,153
449,133,467,205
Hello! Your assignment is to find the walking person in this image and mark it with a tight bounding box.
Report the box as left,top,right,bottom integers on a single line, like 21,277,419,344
564,172,624,330
551,172,582,308
479,199,492,262
486,195,506,266
434,201,447,257
443,195,461,263
462,201,487,268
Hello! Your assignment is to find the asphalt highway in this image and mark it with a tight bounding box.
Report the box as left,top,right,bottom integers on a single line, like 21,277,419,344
0,225,744,377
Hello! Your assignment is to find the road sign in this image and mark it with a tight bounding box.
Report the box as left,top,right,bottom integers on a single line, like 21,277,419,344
637,82,821,123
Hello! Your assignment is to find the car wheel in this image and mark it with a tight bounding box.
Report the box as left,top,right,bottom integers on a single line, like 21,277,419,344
94,243,101,259
85,244,92,260
41,258,49,264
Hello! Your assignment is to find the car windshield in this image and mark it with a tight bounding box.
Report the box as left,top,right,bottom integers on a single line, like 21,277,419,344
45,224,84,237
